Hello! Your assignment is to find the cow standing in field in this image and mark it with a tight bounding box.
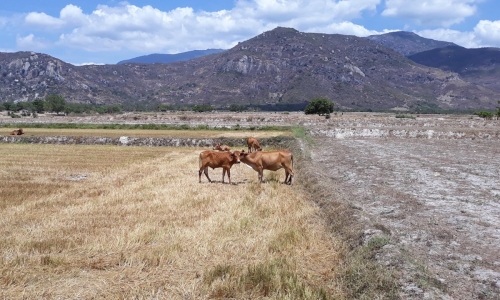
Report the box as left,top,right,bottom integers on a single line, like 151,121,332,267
246,137,262,153
213,143,231,152
239,149,294,185
199,150,242,184
10,128,24,135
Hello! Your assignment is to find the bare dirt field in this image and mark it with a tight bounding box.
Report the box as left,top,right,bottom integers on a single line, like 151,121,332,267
304,114,500,299
2,111,500,299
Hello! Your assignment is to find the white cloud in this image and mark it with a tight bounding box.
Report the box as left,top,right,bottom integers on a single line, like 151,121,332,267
474,20,500,46
382,0,479,27
415,18,500,49
25,12,65,29
233,0,380,29
308,21,390,37
21,1,384,55
16,34,51,50
59,4,88,26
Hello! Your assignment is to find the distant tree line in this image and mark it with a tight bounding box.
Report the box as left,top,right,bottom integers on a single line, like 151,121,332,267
1,94,124,117
3,95,498,117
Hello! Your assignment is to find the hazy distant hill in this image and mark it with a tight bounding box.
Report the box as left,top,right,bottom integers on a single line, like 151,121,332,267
408,45,500,92
117,49,226,64
1,27,499,112
366,31,457,56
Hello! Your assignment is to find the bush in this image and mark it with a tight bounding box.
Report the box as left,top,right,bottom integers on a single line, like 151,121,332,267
192,104,214,112
475,111,494,119
304,98,334,115
229,104,246,112
395,114,415,119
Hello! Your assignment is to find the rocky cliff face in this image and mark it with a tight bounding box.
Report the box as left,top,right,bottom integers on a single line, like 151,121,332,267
1,27,499,111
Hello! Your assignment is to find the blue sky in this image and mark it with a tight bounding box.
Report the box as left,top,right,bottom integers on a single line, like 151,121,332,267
1,0,499,65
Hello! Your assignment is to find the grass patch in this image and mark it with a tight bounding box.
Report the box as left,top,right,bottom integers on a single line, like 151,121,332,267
205,259,331,299
296,143,400,299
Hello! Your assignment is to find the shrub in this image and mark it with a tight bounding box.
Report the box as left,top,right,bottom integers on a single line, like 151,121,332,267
475,111,494,119
304,98,334,115
395,114,415,119
192,104,214,112
229,104,246,112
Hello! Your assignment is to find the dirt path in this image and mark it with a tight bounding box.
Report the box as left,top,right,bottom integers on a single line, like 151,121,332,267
307,135,500,299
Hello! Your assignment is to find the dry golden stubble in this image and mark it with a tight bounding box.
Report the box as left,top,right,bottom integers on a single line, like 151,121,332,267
0,144,343,299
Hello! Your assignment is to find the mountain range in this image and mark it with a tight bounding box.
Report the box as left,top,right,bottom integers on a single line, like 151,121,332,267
117,49,226,65
1,27,499,112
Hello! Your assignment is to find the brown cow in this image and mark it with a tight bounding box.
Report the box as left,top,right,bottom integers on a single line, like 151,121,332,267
9,128,24,135
213,143,231,152
247,137,262,153
199,150,242,184
239,149,294,185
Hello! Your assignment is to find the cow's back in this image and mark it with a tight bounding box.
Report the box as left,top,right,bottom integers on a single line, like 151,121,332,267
247,137,261,150
254,150,292,170
200,150,231,168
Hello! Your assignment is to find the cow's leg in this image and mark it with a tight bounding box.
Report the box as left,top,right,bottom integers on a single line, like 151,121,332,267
204,167,212,182
222,168,227,183
286,168,294,185
227,168,231,184
198,166,212,183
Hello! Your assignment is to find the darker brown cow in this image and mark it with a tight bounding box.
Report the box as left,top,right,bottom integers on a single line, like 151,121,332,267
212,143,231,152
199,150,242,184
246,137,262,153
10,128,24,135
239,149,294,185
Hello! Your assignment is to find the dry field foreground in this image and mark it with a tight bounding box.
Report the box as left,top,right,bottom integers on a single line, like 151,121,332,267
0,144,343,299
2,111,500,299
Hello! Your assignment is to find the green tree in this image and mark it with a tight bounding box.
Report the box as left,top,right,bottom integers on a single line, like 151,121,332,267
304,98,334,115
475,111,493,119
229,104,246,112
32,99,46,113
45,94,66,115
192,104,213,112
2,102,16,111
496,101,500,120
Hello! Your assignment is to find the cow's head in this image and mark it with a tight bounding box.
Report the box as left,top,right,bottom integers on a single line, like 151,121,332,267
213,143,222,150
236,149,249,159
231,150,247,163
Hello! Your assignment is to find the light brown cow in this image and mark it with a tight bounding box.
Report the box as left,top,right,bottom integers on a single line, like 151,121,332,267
213,143,231,152
246,137,262,153
9,128,24,135
239,149,294,185
199,150,242,184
